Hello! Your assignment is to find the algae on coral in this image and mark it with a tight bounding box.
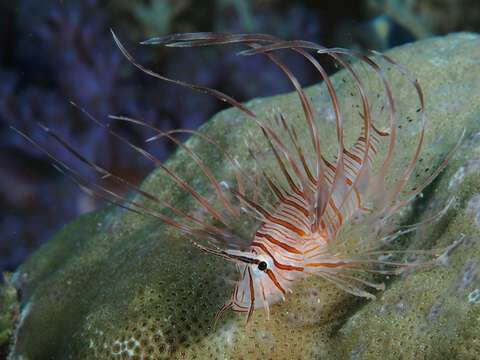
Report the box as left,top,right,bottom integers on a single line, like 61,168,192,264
0,273,19,358
8,32,480,359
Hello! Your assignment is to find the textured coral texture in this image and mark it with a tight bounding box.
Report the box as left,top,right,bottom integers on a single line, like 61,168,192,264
4,33,480,359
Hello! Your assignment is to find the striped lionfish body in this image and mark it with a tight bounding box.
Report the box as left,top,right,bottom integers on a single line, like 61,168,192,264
221,121,390,322
13,32,462,326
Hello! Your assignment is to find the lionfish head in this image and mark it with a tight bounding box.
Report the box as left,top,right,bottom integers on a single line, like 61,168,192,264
213,249,292,326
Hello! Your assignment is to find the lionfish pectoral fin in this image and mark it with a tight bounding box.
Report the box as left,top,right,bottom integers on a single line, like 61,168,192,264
380,197,455,242
263,300,270,320
213,300,233,329
318,272,377,300
258,279,270,320
435,233,466,265
244,302,255,326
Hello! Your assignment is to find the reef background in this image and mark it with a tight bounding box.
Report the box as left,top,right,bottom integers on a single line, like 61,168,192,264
4,32,480,359
1,0,480,275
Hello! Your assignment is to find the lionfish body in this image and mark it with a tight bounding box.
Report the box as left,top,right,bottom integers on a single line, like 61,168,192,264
13,32,462,326
222,120,388,322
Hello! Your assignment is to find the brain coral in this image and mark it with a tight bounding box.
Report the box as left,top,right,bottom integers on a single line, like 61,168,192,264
4,32,480,359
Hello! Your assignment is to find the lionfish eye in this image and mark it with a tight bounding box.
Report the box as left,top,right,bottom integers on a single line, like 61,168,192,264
257,261,267,271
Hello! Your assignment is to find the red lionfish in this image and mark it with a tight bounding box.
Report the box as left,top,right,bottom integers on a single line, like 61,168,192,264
13,32,462,326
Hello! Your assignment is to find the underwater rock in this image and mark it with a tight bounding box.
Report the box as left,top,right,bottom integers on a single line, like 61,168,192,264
7,32,480,359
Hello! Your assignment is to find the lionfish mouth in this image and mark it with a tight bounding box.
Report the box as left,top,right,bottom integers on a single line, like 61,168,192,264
12,31,463,328
196,244,260,266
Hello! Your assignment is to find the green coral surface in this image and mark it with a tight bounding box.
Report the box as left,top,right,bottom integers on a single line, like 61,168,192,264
0,273,19,358
7,33,480,359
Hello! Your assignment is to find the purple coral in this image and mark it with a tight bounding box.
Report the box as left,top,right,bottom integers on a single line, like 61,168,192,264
0,0,173,271
0,0,377,272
